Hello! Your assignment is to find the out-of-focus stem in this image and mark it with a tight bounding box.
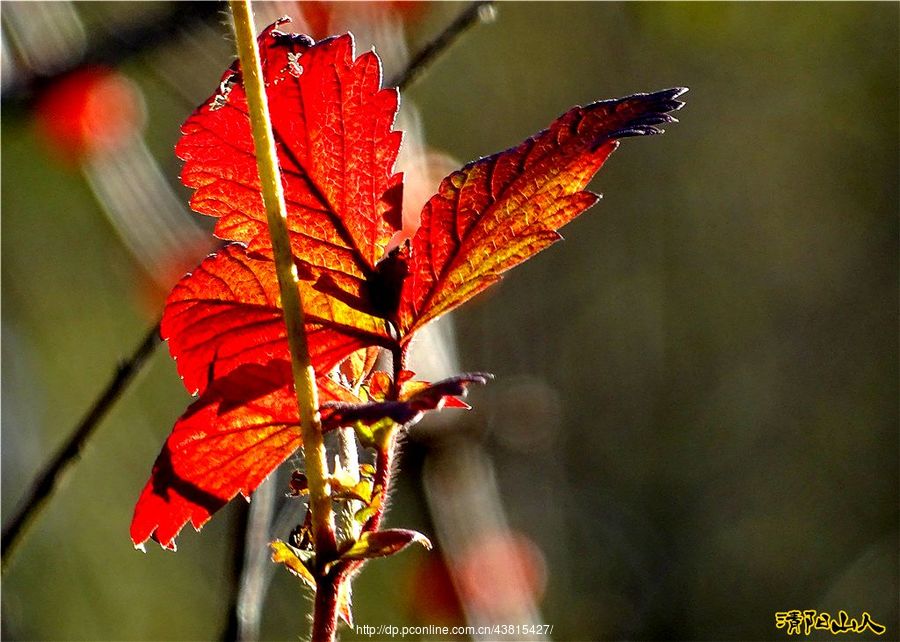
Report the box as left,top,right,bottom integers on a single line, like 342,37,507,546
228,2,337,640
335,427,361,545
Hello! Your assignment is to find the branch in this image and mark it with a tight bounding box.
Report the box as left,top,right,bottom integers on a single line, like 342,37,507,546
1,320,161,567
388,1,496,91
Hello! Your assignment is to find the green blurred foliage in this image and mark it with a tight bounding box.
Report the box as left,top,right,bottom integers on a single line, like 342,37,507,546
2,2,897,641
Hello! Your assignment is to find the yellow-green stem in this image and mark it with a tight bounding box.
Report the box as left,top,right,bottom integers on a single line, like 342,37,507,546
228,0,336,559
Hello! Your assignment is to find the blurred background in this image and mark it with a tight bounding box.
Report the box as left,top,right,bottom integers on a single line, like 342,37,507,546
2,2,897,641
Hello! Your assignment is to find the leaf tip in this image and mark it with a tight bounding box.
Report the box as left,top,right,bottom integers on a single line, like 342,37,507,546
415,532,433,551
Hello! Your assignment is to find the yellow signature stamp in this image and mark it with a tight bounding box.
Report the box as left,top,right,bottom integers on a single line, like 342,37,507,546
775,610,886,636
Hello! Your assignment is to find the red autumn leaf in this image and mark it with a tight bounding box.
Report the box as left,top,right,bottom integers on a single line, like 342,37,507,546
337,345,381,389
396,88,687,336
161,242,390,396
134,18,685,550
177,20,402,300
131,360,357,550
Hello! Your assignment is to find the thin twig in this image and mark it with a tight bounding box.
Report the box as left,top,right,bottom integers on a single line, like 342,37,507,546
388,1,496,91
1,321,161,567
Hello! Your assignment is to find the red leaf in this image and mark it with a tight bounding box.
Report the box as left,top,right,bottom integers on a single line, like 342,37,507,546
136,16,685,553
131,361,357,550
162,243,391,396
397,88,686,335
177,21,402,298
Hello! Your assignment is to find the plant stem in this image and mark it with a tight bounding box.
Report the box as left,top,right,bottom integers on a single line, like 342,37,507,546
228,2,338,639
313,571,341,642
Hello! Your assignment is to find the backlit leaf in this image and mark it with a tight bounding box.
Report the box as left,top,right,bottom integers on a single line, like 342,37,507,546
161,243,391,396
271,539,316,589
130,360,356,550
135,15,685,555
397,88,687,335
177,20,403,301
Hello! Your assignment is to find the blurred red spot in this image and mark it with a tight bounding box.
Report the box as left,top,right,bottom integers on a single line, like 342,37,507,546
456,531,548,614
34,66,144,162
407,551,464,625
300,1,429,39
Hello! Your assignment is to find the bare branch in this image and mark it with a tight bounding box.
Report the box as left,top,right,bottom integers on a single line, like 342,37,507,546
1,321,161,567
